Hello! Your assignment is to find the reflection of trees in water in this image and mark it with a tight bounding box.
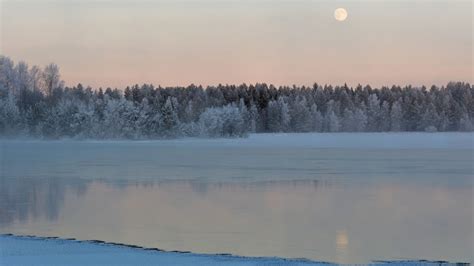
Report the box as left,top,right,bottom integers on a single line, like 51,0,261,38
188,179,323,197
101,178,324,195
0,177,88,227
0,177,323,227
139,179,324,198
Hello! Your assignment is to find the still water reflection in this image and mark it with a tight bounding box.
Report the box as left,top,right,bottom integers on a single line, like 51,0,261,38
0,138,472,264
1,178,471,263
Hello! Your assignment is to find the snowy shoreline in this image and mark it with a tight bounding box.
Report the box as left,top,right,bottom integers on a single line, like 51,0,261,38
0,234,468,266
0,234,332,266
1,132,473,149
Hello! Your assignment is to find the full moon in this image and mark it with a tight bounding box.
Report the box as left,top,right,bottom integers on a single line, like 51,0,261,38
334,8,348,21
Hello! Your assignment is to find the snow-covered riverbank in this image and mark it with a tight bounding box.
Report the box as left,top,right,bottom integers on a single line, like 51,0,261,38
0,235,330,266
0,235,467,266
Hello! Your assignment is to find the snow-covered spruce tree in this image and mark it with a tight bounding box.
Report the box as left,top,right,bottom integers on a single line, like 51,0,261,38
310,103,323,132
342,108,355,132
290,96,311,132
183,100,195,123
390,100,403,132
102,97,139,139
136,98,159,139
380,101,391,132
70,101,96,139
342,107,367,132
366,94,381,131
0,92,22,136
248,102,258,133
354,108,368,132
267,97,291,133
418,103,440,132
159,97,180,138
238,98,251,133
267,100,281,132
327,111,340,132
324,100,340,132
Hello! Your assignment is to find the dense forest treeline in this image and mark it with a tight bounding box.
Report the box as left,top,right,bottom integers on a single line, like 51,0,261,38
1,56,473,139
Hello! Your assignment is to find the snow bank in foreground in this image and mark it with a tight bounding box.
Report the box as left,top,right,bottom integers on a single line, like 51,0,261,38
0,235,466,266
0,235,327,266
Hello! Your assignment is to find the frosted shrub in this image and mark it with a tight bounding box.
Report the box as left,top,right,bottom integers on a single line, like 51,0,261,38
424,126,438,133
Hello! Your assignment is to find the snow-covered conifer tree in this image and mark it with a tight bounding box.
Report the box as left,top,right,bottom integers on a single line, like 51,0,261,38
390,100,403,132
160,97,180,138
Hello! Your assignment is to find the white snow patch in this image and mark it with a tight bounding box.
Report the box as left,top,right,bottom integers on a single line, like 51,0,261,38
0,235,328,266
0,235,466,266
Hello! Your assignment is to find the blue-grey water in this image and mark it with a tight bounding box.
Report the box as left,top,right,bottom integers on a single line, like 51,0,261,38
0,133,472,264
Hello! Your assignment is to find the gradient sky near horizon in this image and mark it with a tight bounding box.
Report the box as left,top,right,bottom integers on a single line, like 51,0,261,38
1,0,472,88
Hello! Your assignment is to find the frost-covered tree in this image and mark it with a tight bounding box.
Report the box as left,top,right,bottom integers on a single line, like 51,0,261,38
267,97,290,132
327,111,340,132
199,104,246,137
390,100,403,132
367,94,381,131
380,101,391,131
310,104,323,132
238,98,251,132
199,107,223,137
324,100,340,132
459,113,473,131
290,96,311,132
14,61,30,94
102,97,139,139
353,108,368,132
136,98,160,138
267,100,279,132
160,97,180,138
183,100,195,123
29,66,42,92
71,101,97,138
0,56,15,93
221,104,246,137
342,108,355,132
42,63,63,96
342,108,367,132
248,102,258,133
418,103,439,132
0,92,22,135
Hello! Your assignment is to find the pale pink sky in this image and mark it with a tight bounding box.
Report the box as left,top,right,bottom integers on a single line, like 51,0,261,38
1,0,472,88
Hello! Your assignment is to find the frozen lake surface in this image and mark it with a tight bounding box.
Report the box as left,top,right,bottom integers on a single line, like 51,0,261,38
0,133,473,264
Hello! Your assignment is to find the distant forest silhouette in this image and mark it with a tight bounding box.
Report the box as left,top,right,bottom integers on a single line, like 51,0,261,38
1,55,472,139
